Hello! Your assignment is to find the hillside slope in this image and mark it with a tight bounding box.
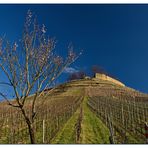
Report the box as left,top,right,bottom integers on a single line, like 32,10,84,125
0,78,148,144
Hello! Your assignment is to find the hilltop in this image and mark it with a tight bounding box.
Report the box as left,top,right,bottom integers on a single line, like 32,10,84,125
0,74,148,144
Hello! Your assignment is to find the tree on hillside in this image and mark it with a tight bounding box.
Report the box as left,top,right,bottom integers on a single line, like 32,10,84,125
91,65,107,77
68,70,86,81
0,10,81,144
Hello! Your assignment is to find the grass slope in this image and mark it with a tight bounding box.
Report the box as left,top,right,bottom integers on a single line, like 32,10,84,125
52,96,110,144
51,107,80,144
80,97,110,144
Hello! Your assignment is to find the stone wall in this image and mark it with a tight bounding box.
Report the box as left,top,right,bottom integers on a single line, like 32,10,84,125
95,73,125,87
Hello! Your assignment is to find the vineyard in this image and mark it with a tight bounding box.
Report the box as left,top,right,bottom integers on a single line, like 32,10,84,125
0,78,148,144
0,86,83,144
87,82,148,144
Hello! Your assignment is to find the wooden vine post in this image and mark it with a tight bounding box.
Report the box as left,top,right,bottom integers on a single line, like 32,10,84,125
145,122,148,144
43,119,45,144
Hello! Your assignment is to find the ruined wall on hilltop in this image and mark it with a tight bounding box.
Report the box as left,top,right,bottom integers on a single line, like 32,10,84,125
95,73,125,87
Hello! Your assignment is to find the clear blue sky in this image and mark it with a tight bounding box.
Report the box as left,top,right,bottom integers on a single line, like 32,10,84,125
0,4,148,96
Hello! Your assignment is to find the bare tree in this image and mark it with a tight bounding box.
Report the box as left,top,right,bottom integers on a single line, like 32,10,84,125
0,10,81,143
91,65,107,77
68,70,85,81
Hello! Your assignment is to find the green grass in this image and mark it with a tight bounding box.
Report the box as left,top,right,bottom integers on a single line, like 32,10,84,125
126,134,140,144
51,107,80,144
80,97,110,144
52,96,110,144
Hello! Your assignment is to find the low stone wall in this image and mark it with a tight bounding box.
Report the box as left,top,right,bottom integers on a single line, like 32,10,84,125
95,73,125,87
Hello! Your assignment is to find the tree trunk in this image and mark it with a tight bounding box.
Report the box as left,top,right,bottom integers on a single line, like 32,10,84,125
20,108,36,144
27,122,35,144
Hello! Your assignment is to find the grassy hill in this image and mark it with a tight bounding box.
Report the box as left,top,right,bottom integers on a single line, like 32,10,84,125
0,78,148,144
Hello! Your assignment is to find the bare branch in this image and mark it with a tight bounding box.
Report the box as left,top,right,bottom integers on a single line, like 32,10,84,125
0,82,12,86
0,92,20,108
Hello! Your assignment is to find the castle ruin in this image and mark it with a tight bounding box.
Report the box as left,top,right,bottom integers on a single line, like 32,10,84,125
95,73,125,87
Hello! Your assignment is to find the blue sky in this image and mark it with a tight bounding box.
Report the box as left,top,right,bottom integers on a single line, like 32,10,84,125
0,4,148,97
